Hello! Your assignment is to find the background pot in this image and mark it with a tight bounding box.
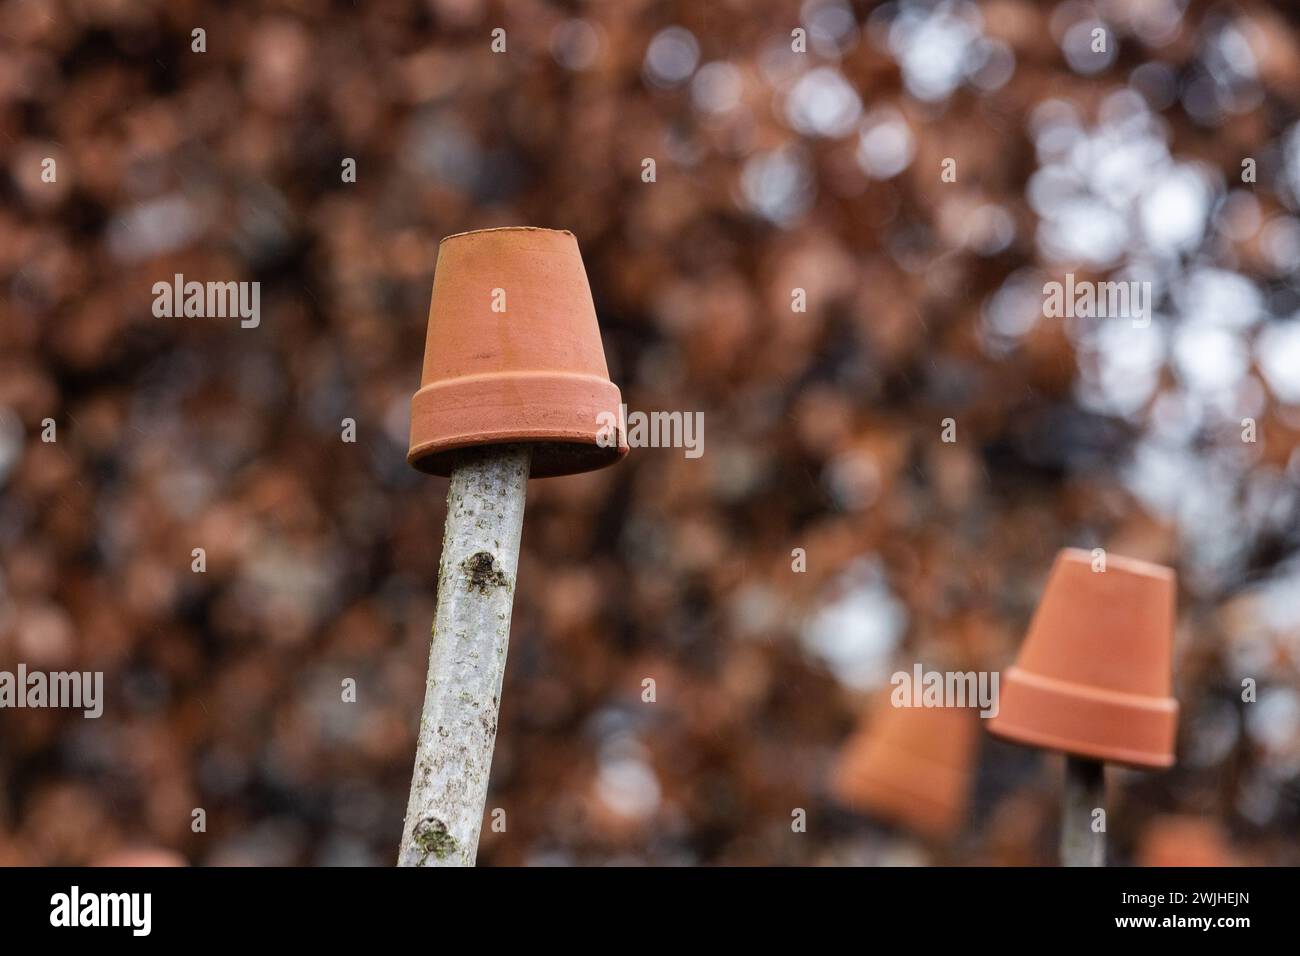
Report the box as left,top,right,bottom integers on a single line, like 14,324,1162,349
407,227,627,478
1136,815,1243,867
987,548,1178,768
831,701,978,841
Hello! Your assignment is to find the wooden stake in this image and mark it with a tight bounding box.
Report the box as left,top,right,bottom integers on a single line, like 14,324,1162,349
398,445,530,867
1060,755,1105,867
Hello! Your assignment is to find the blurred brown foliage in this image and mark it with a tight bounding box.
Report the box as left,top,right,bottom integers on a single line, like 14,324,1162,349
0,0,1298,865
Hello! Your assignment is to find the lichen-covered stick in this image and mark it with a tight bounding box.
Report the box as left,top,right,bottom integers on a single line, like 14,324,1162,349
398,446,530,866
1060,755,1105,867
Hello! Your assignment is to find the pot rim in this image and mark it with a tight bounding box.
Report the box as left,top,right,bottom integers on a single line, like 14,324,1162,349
439,225,576,244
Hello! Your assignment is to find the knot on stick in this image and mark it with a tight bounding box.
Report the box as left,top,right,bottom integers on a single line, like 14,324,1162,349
462,551,509,594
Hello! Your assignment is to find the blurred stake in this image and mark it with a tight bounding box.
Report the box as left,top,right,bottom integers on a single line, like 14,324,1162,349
1061,756,1105,866
397,446,530,867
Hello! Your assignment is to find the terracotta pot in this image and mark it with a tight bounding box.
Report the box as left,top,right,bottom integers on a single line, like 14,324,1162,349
91,847,188,867
1136,815,1241,867
831,701,978,841
407,227,627,478
987,548,1178,768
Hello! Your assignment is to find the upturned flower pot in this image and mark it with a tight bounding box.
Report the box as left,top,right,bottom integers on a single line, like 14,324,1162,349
987,548,1178,768
831,701,977,841
407,227,627,478
1137,816,1242,867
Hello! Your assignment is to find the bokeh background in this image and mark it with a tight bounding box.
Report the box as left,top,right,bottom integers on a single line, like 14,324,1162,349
2,0,1299,866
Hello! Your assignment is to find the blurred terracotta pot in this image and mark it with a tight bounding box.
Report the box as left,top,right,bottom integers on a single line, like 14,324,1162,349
92,847,187,867
407,227,627,478
1136,816,1240,867
987,548,1178,768
831,701,978,841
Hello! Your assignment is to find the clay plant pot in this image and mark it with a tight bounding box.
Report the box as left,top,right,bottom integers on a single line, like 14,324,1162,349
1136,815,1241,867
407,227,627,478
830,701,978,841
91,848,187,867
987,548,1178,768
